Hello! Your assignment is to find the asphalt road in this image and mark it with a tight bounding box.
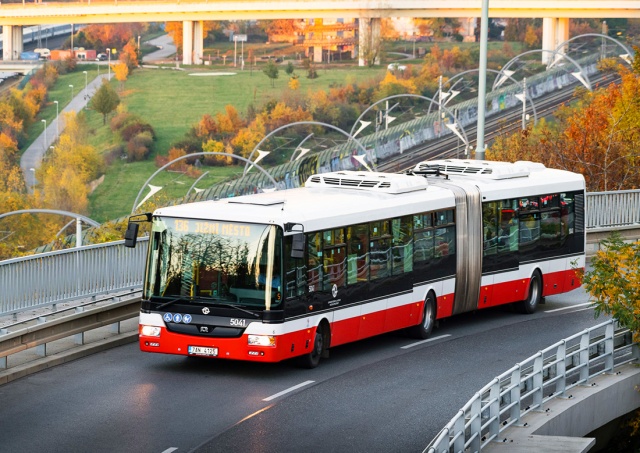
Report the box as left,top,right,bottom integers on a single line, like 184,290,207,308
0,286,606,453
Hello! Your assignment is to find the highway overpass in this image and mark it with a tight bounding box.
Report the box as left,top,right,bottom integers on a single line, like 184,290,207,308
2,1,640,63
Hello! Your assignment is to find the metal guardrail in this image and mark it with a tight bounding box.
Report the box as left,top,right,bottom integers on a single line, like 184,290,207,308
424,320,638,453
0,292,141,371
585,189,640,230
0,238,148,316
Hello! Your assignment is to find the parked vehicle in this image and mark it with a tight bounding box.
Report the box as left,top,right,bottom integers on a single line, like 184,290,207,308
20,51,41,61
96,53,108,61
34,48,51,60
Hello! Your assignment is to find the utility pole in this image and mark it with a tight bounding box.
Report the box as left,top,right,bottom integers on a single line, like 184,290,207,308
475,0,489,160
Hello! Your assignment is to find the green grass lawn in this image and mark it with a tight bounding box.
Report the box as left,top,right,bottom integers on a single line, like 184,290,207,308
84,64,386,221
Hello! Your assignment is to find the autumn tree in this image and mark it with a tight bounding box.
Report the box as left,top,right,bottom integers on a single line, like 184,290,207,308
488,61,640,192
119,38,139,68
90,79,120,124
288,76,300,91
260,20,300,41
112,62,129,91
37,112,104,214
82,23,146,52
524,24,540,49
582,234,640,341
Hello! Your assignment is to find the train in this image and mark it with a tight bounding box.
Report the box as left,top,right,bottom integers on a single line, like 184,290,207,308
0,24,73,54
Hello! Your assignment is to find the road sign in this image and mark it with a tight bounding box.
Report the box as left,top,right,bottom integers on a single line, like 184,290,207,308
233,34,247,42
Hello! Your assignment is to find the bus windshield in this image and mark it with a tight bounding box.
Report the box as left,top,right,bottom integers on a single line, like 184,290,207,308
144,216,283,311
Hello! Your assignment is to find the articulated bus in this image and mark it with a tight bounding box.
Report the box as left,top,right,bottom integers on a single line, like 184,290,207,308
125,159,585,368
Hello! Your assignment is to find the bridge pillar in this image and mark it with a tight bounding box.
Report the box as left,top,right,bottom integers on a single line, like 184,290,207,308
2,25,24,61
183,20,194,65
541,17,569,64
358,17,381,67
193,20,204,65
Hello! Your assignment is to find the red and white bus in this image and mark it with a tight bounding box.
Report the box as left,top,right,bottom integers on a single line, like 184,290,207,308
126,159,585,368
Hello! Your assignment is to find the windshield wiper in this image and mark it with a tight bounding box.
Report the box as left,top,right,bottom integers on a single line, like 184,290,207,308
155,296,191,310
194,296,260,318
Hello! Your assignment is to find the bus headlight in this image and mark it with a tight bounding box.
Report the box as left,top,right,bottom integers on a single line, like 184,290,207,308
140,325,161,337
248,335,276,347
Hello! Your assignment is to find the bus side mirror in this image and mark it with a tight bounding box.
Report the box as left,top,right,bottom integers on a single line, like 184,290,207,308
124,213,152,248
124,222,139,248
291,233,305,259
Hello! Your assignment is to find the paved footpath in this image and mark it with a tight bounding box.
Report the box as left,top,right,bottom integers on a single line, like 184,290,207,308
20,72,111,192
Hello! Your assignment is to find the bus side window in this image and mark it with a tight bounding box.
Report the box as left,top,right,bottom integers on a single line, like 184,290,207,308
483,202,498,256
413,213,434,263
347,224,369,284
284,235,307,298
323,228,346,290
519,212,540,248
370,219,391,280
307,232,322,293
392,216,413,275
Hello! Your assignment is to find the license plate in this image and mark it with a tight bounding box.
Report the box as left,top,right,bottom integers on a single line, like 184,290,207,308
188,346,218,356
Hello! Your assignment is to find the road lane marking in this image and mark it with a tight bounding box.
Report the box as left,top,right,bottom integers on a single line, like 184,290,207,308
544,302,592,313
401,334,451,349
161,448,178,453
263,380,315,402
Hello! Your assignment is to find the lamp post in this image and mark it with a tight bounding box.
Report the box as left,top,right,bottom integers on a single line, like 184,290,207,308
69,84,74,102
137,35,141,63
53,100,59,139
82,70,88,100
41,119,47,152
107,48,111,79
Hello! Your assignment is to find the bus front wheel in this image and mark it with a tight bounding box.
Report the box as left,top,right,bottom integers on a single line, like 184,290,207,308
298,323,326,369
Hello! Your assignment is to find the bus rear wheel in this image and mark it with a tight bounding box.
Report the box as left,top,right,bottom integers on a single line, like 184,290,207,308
408,293,436,339
518,270,542,314
298,323,326,369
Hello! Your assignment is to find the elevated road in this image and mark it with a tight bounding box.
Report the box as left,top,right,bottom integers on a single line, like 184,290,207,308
2,0,640,24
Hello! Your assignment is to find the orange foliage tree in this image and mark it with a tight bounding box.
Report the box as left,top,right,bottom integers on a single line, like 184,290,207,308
488,62,640,192
82,23,146,51
112,62,129,91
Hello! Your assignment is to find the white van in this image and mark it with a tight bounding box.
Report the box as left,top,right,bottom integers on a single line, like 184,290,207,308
34,48,51,60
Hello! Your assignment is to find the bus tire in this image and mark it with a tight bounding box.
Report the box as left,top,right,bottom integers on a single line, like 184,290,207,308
408,292,436,339
518,270,542,314
298,323,327,369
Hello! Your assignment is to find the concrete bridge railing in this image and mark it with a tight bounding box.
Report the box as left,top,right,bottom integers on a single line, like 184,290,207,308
424,320,639,453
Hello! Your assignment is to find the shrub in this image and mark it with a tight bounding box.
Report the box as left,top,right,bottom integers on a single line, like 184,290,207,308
126,131,153,162
121,121,155,142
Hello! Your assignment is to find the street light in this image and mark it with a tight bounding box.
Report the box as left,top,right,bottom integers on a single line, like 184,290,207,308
82,70,88,100
137,35,141,63
69,84,74,102
53,100,59,139
107,48,111,79
41,119,47,152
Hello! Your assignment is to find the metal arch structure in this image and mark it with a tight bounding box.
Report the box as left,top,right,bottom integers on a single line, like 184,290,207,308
349,94,471,150
492,49,592,92
243,121,373,176
186,171,210,196
428,69,538,126
0,209,100,248
131,152,278,215
0,209,100,227
554,33,635,64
